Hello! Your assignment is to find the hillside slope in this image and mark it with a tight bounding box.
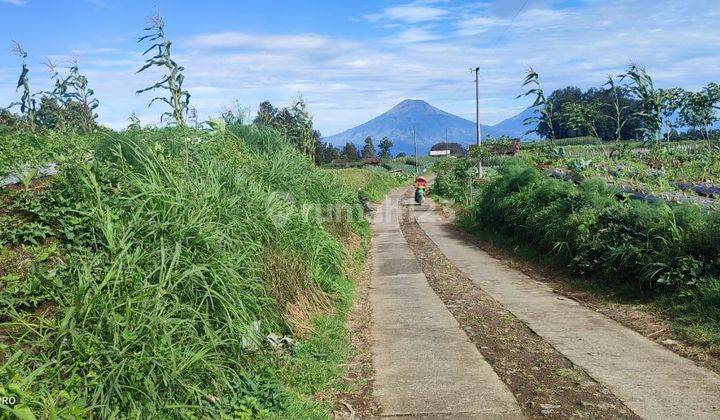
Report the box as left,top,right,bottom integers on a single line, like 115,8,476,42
325,100,537,155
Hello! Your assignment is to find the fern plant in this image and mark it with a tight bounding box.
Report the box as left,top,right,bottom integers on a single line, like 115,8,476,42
136,12,190,126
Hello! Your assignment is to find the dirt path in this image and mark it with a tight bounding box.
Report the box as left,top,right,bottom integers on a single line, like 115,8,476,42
412,195,720,419
369,189,522,418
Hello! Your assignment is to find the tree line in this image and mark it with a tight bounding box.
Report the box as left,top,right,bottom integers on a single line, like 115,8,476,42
519,65,720,144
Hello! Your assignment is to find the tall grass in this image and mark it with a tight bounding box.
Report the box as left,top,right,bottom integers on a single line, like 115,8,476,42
1,126,377,417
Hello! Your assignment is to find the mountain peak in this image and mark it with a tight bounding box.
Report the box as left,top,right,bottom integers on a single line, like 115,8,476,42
325,99,536,155
388,99,438,114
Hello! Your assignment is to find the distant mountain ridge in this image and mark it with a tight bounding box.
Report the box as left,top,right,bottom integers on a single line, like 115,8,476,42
325,99,537,155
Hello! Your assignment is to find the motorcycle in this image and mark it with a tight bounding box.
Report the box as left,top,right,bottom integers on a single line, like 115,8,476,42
414,186,425,204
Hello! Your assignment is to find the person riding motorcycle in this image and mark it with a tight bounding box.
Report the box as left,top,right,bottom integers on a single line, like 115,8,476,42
414,176,427,204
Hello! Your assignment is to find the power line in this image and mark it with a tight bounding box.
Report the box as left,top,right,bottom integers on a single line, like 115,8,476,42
487,0,530,56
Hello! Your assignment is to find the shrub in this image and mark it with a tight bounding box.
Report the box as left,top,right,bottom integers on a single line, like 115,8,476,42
431,158,474,203
471,161,720,291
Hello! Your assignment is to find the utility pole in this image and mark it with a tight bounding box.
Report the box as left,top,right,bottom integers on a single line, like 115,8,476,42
473,67,483,178
413,126,418,177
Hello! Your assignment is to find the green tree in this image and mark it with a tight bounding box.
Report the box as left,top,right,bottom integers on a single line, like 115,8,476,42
680,90,718,145
314,138,340,165
269,98,316,159
378,136,393,158
0,108,22,131
361,136,376,158
324,143,340,162
253,101,277,126
136,12,190,126
341,142,360,161
35,96,68,130
658,87,685,142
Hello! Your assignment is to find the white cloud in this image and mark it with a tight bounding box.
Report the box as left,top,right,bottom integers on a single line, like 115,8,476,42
186,31,357,51
1,0,719,135
365,2,452,23
394,28,442,43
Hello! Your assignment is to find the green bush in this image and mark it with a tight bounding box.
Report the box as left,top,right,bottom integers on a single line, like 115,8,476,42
431,158,474,202
471,161,720,291
0,129,100,175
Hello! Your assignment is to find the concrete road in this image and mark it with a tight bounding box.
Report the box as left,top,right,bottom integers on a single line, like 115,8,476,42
369,189,523,419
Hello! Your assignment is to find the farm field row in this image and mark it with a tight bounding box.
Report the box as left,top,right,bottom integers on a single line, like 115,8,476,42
510,139,720,205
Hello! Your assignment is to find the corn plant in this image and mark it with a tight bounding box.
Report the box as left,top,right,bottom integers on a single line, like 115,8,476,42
602,74,634,144
66,59,99,133
620,64,663,143
136,12,190,126
518,68,556,142
43,58,99,133
7,42,35,131
127,112,142,130
561,101,603,139
291,98,315,159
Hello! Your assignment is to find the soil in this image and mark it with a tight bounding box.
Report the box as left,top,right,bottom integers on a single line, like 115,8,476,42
400,196,637,419
1,175,55,193
438,205,720,375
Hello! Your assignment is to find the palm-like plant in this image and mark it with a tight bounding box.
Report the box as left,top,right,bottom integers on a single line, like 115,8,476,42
518,68,556,142
136,12,190,126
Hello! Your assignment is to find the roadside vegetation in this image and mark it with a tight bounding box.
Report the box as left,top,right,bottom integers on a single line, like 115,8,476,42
0,126,406,418
0,12,408,418
433,65,720,353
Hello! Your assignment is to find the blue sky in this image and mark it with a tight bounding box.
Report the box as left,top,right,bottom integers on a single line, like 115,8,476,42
1,0,719,135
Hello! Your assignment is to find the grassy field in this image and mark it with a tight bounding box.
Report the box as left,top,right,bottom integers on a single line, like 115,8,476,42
0,126,405,418
432,139,720,352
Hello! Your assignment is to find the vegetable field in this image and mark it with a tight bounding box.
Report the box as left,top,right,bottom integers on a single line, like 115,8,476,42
433,137,720,352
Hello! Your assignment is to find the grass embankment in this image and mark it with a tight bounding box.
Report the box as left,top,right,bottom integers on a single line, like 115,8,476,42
330,167,410,202
0,127,403,418
433,159,720,352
